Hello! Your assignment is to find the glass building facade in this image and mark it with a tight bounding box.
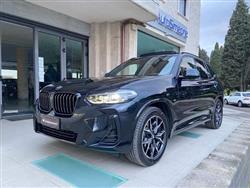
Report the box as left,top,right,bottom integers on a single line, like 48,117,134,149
137,31,180,57
0,19,88,117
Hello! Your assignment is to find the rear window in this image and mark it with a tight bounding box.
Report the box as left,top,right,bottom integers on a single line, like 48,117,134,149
205,63,215,77
243,93,250,97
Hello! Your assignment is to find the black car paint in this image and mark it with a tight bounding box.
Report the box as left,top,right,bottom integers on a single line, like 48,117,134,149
34,53,223,153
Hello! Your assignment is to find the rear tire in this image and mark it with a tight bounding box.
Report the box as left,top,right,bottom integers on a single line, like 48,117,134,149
126,107,169,166
238,101,243,107
224,99,228,105
207,99,223,129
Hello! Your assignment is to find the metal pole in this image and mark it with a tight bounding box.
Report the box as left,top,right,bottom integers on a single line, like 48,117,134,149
61,36,66,80
34,29,39,102
0,24,2,118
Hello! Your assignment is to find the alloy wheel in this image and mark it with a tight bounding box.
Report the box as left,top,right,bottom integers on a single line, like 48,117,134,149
215,101,223,127
141,115,167,160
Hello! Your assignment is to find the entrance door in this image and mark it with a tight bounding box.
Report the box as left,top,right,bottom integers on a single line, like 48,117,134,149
0,21,88,117
0,21,34,116
65,38,87,79
38,32,61,89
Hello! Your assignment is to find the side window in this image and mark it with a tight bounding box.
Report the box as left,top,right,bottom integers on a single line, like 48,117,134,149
195,59,210,79
235,93,241,97
205,64,215,77
179,57,198,79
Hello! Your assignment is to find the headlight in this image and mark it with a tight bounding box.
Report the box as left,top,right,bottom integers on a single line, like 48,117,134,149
86,89,137,104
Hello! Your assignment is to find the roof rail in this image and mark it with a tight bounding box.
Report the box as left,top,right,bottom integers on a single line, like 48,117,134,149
140,51,179,57
181,52,199,57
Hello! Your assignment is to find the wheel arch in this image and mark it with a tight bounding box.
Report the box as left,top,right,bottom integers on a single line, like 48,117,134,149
136,99,174,137
217,95,223,104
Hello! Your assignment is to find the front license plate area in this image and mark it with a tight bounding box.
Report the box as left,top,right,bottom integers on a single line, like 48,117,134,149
41,115,59,130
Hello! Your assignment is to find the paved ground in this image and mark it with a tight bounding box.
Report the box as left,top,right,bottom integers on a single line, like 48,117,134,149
0,106,249,187
224,104,250,119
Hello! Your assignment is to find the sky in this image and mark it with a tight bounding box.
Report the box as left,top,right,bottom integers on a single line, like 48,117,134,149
200,0,250,55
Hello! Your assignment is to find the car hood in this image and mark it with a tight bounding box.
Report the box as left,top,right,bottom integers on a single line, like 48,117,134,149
41,76,145,94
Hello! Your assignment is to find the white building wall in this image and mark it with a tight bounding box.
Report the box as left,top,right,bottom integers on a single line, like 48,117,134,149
159,0,201,55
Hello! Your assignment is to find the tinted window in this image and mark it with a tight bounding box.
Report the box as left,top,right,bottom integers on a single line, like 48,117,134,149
195,59,210,79
179,57,197,79
206,64,215,77
108,55,177,77
235,93,241,96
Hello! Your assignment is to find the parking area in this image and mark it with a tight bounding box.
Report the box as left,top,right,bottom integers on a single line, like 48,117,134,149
1,106,249,187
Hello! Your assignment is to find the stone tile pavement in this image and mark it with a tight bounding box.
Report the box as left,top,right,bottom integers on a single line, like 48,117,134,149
0,107,247,187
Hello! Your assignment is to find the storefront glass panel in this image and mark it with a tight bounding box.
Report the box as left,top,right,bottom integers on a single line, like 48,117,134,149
0,19,88,117
66,39,83,79
38,32,61,88
0,21,34,115
137,31,180,56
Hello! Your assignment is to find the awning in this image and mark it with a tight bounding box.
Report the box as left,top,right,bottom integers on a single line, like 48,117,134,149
25,0,158,23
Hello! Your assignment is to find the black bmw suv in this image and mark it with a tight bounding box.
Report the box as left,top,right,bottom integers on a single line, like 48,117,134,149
34,51,223,166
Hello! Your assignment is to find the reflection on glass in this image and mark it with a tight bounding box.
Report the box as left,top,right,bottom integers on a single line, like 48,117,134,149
137,31,179,57
0,21,34,115
38,32,61,88
66,39,83,79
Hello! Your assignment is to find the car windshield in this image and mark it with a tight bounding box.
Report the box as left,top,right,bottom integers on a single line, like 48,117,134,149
108,55,177,77
243,93,250,97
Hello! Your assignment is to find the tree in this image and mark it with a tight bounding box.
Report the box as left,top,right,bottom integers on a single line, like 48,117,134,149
221,0,250,91
198,47,209,63
210,43,223,77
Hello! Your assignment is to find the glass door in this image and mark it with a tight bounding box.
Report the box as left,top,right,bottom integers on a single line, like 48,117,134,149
0,21,34,115
38,32,61,89
65,38,84,79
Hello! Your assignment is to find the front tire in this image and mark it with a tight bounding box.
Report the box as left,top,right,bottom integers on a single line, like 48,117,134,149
207,99,223,129
126,107,169,166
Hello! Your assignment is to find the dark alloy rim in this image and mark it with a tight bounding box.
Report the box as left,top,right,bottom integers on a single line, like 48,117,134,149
215,101,223,127
141,115,167,160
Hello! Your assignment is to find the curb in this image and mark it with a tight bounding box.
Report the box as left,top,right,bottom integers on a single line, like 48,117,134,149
176,121,250,188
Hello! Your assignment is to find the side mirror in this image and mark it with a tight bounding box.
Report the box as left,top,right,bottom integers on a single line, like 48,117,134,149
104,73,110,77
185,68,200,79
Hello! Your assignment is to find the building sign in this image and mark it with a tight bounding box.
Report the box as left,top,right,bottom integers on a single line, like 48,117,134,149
148,10,188,43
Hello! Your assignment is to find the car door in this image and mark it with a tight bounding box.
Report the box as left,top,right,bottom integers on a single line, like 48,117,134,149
227,93,234,104
174,56,202,129
234,92,241,103
194,59,216,113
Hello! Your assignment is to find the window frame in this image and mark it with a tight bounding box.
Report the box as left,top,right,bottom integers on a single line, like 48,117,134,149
194,58,211,80
177,56,200,81
178,0,187,17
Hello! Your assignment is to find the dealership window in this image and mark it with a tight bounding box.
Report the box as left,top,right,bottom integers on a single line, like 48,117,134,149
0,21,34,115
179,0,187,16
66,39,83,79
38,32,61,89
0,17,88,117
137,31,179,57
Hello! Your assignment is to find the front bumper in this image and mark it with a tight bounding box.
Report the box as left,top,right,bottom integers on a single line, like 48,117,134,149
34,102,138,153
